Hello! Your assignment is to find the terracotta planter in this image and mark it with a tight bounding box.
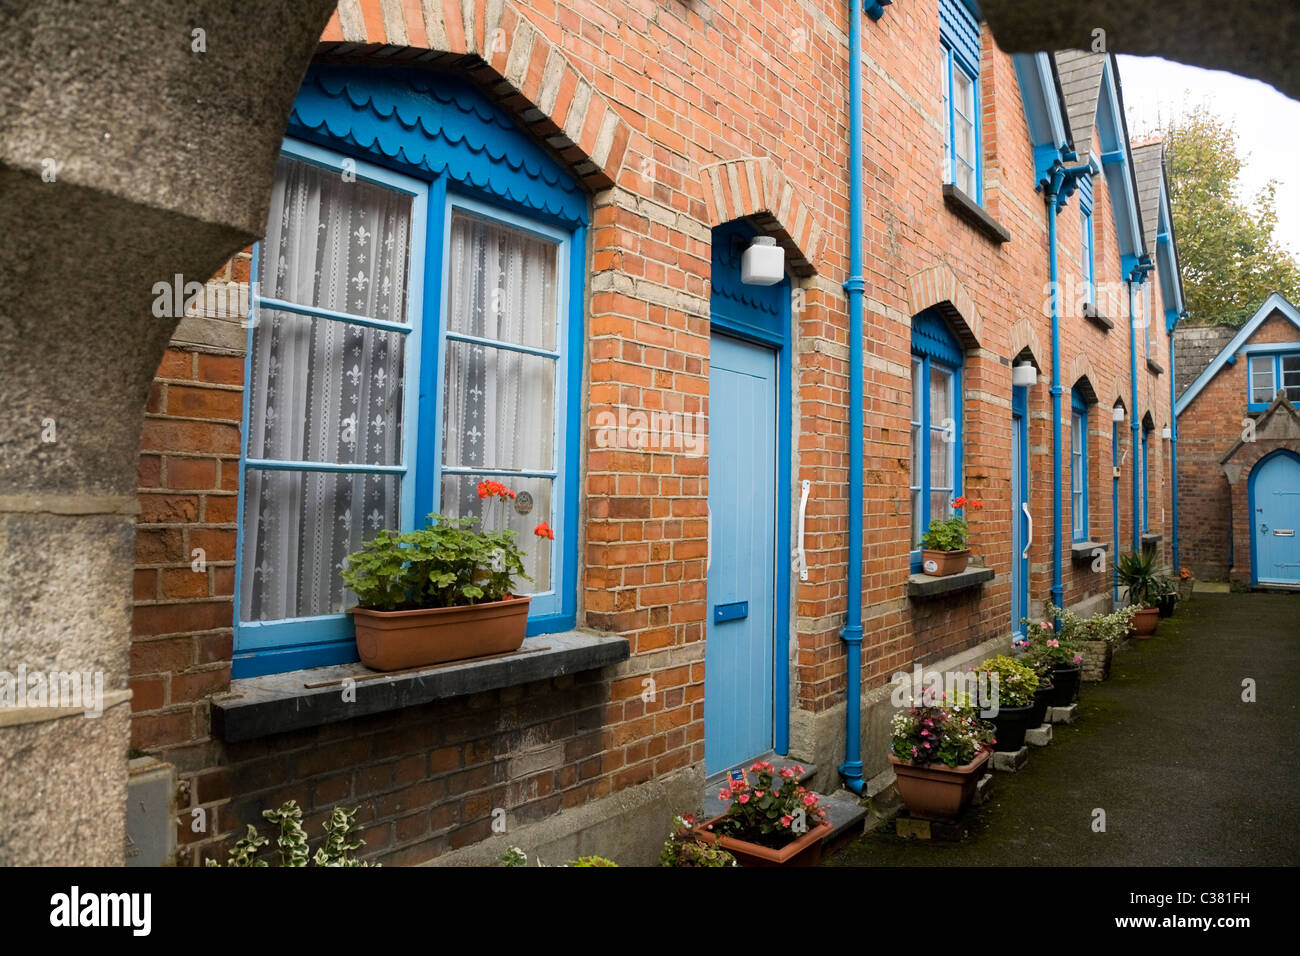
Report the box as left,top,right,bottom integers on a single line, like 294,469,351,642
890,749,990,822
920,548,970,576
1129,606,1159,639
351,595,530,671
695,815,833,867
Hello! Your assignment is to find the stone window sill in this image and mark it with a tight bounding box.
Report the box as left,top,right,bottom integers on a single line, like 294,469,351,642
1147,358,1165,375
1141,533,1163,548
907,566,995,598
1071,540,1108,560
210,630,630,742
942,184,1012,244
1083,305,1114,331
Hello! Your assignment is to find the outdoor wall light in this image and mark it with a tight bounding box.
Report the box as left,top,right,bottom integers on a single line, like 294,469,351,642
1161,424,1172,439
1113,406,1126,422
741,235,784,285
1011,361,1038,387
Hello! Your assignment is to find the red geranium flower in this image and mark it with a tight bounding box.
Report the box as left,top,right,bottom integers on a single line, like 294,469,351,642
533,521,555,540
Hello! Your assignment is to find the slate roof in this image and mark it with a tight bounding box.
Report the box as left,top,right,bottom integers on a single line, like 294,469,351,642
1053,50,1107,164
1131,141,1165,250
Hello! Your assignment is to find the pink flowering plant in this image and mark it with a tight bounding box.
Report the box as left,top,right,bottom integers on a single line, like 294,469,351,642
710,761,828,848
1017,604,1085,670
889,699,996,769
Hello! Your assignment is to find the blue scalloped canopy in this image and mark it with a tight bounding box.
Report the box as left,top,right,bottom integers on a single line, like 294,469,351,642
710,220,789,342
288,65,588,226
912,309,962,366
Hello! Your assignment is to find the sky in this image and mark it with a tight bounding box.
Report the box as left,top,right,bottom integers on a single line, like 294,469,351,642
1116,54,1300,258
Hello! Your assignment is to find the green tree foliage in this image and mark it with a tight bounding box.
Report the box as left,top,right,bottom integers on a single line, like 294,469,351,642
1162,105,1300,326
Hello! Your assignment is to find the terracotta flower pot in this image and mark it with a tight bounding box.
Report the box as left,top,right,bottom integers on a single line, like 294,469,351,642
1129,606,1159,639
350,595,530,671
889,748,990,822
695,815,833,867
920,548,970,576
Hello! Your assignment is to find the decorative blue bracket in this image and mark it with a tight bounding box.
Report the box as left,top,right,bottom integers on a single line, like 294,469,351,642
864,0,892,20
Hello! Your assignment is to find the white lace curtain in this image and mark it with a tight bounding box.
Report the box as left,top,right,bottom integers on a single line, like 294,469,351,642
441,211,557,590
239,157,412,622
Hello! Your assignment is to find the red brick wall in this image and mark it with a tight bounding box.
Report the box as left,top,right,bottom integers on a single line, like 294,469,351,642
127,1,1173,864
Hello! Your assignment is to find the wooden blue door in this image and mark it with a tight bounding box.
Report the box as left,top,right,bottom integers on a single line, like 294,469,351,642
1253,452,1300,585
705,334,777,773
1011,386,1029,635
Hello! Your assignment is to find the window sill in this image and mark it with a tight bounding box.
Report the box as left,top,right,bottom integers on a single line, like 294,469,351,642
1141,533,1163,548
1071,540,1107,560
1146,358,1165,375
907,566,995,598
1082,306,1114,332
942,184,1012,244
210,630,630,742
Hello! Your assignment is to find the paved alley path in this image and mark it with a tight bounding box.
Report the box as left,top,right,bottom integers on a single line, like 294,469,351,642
827,592,1300,866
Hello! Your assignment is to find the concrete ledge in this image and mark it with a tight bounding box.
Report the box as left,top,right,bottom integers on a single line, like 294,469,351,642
1083,305,1114,331
942,183,1012,243
1025,724,1053,747
1147,358,1165,375
1047,703,1078,724
1141,533,1163,548
907,566,995,598
211,631,629,742
1071,540,1107,560
992,746,1029,772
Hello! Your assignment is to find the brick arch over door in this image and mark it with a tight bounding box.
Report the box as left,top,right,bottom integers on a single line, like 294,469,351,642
318,0,632,191
907,264,982,349
1008,316,1044,369
699,158,825,276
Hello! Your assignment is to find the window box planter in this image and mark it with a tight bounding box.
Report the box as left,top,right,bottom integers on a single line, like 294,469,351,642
1129,607,1159,639
695,816,833,867
351,595,530,672
889,748,990,822
920,548,970,576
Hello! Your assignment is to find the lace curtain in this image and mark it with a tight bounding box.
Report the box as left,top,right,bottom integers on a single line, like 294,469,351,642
440,211,558,591
239,157,412,622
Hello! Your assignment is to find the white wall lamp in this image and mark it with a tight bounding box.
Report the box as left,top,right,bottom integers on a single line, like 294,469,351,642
1112,406,1126,423
741,235,785,285
1012,361,1038,387
1161,424,1172,439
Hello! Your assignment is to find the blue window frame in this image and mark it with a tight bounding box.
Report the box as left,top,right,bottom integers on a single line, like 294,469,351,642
909,310,963,570
1081,207,1096,310
233,68,586,678
1071,391,1088,542
1247,350,1300,411
939,0,982,201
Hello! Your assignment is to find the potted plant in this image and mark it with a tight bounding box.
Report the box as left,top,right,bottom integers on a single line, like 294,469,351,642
976,654,1039,750
1116,550,1161,638
1177,566,1195,601
888,699,995,821
919,495,983,576
1019,607,1086,705
1152,572,1179,617
1073,604,1137,681
696,760,832,866
340,480,553,671
659,815,737,867
1013,637,1056,726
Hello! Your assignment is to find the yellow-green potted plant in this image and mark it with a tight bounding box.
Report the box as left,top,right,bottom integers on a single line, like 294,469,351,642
919,495,982,576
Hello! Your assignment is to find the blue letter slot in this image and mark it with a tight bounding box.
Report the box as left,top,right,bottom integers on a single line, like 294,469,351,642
713,601,749,623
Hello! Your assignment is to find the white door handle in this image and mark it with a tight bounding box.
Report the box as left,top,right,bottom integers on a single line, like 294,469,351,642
1022,502,1033,559
792,480,811,581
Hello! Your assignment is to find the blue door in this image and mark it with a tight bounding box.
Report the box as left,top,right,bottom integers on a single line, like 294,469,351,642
1011,386,1029,636
705,334,777,773
1252,451,1300,585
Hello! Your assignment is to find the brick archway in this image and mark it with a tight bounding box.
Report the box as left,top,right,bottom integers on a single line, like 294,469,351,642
1008,316,1044,368
907,263,982,349
318,0,632,192
699,158,824,276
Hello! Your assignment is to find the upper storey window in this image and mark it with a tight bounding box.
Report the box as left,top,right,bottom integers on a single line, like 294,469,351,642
939,0,982,202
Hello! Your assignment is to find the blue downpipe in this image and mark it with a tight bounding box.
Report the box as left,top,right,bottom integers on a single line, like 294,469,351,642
1170,311,1187,568
1112,420,1120,604
1127,281,1140,552
1047,170,1065,622
839,0,866,795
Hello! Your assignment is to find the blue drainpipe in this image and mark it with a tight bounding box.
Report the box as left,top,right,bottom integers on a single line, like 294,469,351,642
1126,259,1154,552
839,0,867,796
1042,161,1088,625
1112,416,1120,604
